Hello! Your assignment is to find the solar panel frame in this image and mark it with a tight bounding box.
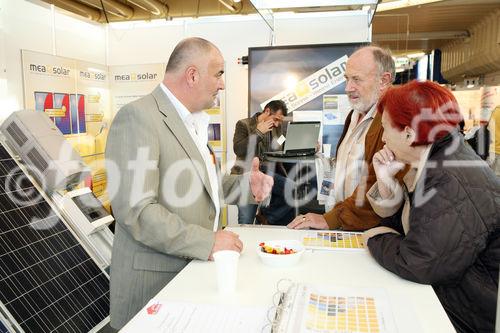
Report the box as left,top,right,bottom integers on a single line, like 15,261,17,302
0,310,14,333
0,320,9,333
0,141,110,333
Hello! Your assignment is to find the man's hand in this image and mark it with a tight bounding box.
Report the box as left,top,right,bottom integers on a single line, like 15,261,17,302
315,141,320,153
209,230,243,260
257,119,274,134
287,213,329,230
249,157,273,202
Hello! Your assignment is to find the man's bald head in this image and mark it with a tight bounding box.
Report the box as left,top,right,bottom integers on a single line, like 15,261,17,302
163,37,225,113
351,45,395,83
165,37,220,74
345,45,395,113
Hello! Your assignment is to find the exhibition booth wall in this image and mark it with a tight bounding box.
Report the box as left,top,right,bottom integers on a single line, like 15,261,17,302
0,0,106,119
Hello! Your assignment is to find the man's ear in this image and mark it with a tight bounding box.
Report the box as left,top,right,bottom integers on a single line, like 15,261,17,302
263,108,271,115
185,66,199,88
380,72,392,88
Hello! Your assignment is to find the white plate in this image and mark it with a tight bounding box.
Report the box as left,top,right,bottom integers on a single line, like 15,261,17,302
257,240,305,267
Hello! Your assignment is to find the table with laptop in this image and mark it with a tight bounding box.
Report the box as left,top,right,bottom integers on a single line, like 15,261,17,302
263,121,324,216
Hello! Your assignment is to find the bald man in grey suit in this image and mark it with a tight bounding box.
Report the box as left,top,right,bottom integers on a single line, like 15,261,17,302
106,37,273,329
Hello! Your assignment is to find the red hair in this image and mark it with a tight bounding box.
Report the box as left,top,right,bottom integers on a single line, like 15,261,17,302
377,80,463,146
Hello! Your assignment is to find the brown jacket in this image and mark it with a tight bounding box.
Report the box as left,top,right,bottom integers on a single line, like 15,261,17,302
323,110,406,231
230,113,283,175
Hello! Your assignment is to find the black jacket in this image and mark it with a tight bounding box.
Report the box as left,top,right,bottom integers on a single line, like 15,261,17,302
367,132,500,333
466,125,490,161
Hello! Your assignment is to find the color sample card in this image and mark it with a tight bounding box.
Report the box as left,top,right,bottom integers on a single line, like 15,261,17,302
278,285,396,333
302,231,364,250
306,294,380,332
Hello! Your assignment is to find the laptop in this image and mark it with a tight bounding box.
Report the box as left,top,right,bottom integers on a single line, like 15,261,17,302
264,121,320,158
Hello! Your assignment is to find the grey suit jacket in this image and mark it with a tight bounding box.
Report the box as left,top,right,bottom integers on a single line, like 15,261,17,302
106,85,249,328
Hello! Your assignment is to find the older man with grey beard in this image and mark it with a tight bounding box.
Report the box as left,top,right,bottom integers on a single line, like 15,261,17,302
288,45,402,231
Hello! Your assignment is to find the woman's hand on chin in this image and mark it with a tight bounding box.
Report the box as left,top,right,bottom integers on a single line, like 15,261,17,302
373,145,405,184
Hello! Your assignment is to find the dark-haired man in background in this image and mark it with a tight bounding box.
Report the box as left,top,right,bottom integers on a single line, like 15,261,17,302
231,100,295,225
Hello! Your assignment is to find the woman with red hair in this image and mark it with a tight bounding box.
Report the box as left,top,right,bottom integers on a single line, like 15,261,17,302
363,80,499,333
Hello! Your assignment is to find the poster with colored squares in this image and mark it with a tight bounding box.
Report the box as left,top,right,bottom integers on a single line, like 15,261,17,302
276,284,396,333
302,231,364,250
34,92,85,135
306,294,380,332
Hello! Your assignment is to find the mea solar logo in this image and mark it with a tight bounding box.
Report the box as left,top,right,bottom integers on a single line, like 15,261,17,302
114,72,158,81
80,70,106,81
29,63,71,76
261,55,348,112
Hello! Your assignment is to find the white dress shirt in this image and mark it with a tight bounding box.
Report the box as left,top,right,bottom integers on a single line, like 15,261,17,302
334,104,377,204
160,83,220,231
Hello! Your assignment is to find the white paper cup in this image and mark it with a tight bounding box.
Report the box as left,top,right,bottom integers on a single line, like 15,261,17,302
213,250,240,294
323,144,332,158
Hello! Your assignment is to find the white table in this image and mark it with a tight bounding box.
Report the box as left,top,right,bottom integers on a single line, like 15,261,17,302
121,225,455,332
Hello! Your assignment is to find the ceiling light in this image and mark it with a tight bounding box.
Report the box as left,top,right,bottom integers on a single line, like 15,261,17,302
251,0,377,9
376,0,446,12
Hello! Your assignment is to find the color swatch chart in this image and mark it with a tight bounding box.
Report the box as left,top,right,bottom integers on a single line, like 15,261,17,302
302,231,364,250
306,293,380,332
276,285,396,333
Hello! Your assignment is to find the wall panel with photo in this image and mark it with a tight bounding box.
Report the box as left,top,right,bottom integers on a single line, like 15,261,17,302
248,43,362,153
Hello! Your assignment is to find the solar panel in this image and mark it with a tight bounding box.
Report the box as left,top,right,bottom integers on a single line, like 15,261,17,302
0,143,109,332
